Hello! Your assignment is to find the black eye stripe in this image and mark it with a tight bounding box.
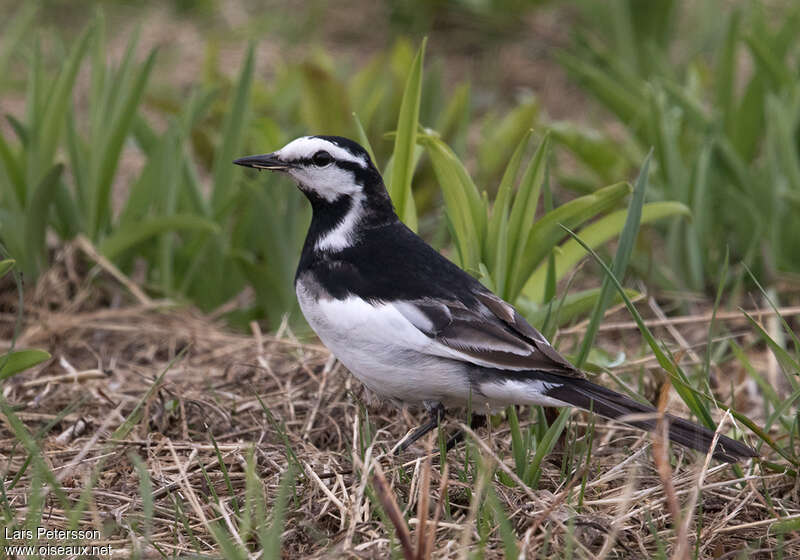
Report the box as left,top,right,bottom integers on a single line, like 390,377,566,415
291,155,367,170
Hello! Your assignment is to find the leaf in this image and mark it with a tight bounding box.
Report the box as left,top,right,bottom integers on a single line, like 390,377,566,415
770,517,800,535
518,287,640,329
557,49,646,127
418,134,484,271
352,112,377,164
509,181,631,301
0,3,38,84
524,408,570,487
766,94,800,194
478,97,538,180
561,224,718,432
34,25,92,185
387,38,425,231
0,128,24,208
0,259,15,278
211,42,255,214
435,82,470,146
24,164,64,277
65,109,88,217
0,349,51,381
742,312,800,387
716,10,740,135
487,129,531,277
299,58,350,134
260,466,295,557
575,152,651,367
744,33,792,89
486,486,520,559
549,121,629,182
524,201,689,302
99,214,220,260
90,48,157,236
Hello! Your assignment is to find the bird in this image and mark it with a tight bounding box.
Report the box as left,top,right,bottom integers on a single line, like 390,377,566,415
233,135,757,463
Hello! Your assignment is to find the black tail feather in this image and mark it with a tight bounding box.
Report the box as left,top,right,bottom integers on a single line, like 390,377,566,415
543,376,757,463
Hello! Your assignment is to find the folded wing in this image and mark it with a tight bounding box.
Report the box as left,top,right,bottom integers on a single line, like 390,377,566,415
394,289,584,378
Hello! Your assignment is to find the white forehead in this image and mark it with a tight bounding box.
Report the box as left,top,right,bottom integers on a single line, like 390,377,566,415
277,137,367,168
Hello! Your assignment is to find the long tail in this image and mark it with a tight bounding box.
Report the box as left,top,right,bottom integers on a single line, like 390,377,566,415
540,375,757,463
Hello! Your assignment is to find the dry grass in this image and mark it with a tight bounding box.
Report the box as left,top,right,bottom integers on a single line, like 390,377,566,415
1,241,798,558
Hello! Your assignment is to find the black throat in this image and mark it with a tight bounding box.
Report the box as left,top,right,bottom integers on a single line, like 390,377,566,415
296,164,397,280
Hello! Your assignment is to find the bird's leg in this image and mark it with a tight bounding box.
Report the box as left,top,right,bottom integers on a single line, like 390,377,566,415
445,414,486,451
394,403,446,455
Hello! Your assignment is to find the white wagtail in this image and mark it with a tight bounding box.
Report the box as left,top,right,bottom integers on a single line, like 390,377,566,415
234,135,757,463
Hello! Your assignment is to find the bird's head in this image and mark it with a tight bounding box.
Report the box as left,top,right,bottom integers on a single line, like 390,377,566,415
234,135,386,204
234,136,396,251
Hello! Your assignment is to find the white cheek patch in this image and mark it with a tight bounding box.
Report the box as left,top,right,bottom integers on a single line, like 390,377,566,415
292,165,362,202
277,137,367,168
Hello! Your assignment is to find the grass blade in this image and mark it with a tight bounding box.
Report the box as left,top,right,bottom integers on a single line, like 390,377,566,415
352,112,377,164
506,134,550,295
524,408,570,487
575,152,651,366
387,38,426,230
99,214,220,260
34,25,92,185
560,224,720,433
487,129,531,274
23,163,63,277
90,49,157,237
510,180,631,301
524,201,688,303
211,42,255,214
0,3,38,88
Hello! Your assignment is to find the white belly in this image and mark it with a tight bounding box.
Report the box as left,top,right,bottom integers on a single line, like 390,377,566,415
295,280,469,405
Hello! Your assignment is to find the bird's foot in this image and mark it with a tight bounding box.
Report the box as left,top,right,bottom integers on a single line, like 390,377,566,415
444,414,487,451
393,408,486,455
393,403,445,455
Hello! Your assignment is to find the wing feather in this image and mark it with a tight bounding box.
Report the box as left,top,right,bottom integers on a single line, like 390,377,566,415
394,290,584,378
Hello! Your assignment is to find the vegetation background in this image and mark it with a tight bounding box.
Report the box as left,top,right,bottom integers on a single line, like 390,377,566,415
0,0,798,558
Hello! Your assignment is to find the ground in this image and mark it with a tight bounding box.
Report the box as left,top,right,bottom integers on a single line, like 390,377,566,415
1,239,797,558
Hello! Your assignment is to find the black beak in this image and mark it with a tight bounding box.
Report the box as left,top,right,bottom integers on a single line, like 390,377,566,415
233,152,290,171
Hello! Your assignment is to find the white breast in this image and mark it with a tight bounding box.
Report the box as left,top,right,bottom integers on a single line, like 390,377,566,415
295,280,470,405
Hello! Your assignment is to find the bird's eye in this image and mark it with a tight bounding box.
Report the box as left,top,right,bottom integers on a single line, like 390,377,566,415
312,151,333,167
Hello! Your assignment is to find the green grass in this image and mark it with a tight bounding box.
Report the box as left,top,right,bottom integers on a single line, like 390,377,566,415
0,8,684,332
560,1,800,296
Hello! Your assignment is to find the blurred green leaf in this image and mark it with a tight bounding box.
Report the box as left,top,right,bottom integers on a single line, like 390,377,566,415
0,3,38,90
511,181,631,301
576,153,651,367
99,214,220,260
478,97,538,181
418,133,485,271
520,287,640,329
24,164,63,277
487,129,531,289
34,25,92,187
525,201,688,303
90,48,157,237
0,259,15,278
211,42,255,214
504,134,550,299
387,38,425,230
0,349,51,381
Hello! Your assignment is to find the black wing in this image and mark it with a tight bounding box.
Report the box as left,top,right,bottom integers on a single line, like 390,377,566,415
395,289,584,379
